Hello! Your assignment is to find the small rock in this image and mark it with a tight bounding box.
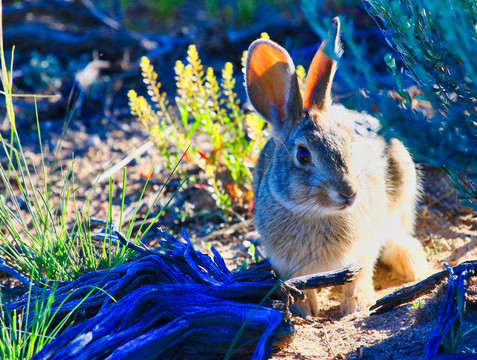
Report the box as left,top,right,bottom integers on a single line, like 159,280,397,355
86,134,101,148
244,230,260,241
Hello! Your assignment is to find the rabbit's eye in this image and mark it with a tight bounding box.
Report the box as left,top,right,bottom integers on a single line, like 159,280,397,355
296,146,311,165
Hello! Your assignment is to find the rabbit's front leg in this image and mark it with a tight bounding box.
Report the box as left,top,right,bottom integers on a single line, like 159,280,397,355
340,260,375,315
292,289,321,317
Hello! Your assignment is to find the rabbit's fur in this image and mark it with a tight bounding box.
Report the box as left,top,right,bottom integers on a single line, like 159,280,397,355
245,18,428,316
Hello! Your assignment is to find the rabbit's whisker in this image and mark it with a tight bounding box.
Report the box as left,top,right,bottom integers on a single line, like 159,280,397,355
277,141,294,161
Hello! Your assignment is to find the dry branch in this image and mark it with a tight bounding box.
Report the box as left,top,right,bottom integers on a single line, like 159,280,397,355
0,0,182,127
285,265,363,290
4,24,148,56
371,260,477,315
91,140,154,185
3,0,107,27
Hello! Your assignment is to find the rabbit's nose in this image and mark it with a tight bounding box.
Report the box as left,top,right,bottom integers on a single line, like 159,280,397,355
338,191,357,206
337,187,357,207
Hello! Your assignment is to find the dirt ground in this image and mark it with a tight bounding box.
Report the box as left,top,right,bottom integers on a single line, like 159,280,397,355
12,116,476,360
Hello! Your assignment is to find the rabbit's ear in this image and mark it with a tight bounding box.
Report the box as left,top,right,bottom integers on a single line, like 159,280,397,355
304,17,342,112
245,39,302,129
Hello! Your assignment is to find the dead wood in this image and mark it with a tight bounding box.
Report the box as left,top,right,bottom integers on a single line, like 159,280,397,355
285,265,363,290
371,260,477,315
1,225,366,360
0,0,178,127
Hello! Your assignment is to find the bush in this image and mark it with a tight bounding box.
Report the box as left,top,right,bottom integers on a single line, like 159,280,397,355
128,45,269,214
364,0,477,174
365,0,477,213
302,0,476,212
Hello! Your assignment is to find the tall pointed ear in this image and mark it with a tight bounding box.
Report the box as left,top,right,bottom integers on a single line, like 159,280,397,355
303,17,343,112
245,39,302,129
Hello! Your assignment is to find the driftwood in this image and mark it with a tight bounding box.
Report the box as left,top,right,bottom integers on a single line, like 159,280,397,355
371,261,477,358
4,24,148,57
4,223,476,358
431,356,477,360
4,0,122,29
285,265,363,290
2,228,361,360
425,264,474,358
370,260,477,315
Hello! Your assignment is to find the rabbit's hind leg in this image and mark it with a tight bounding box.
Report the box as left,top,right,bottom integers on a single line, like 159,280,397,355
385,138,420,232
381,138,428,281
380,227,428,281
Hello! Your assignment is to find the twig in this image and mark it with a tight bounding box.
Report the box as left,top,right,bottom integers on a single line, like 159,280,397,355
322,325,337,358
3,24,149,56
370,260,477,315
3,1,107,27
0,286,29,296
0,258,40,292
430,355,477,360
91,140,153,185
78,0,123,31
115,230,155,256
80,218,154,256
285,265,363,290
198,219,255,243
85,228,154,257
78,0,155,48
112,0,123,25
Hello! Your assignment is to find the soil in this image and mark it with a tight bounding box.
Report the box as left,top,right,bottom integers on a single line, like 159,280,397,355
8,114,477,360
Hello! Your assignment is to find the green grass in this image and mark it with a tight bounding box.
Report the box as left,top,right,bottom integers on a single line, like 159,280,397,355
0,3,97,356
0,71,180,283
0,116,148,282
0,82,175,360
0,2,184,357
0,284,97,359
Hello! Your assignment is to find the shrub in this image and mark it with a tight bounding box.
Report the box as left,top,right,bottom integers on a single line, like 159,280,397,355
364,0,477,174
128,44,270,214
302,0,476,212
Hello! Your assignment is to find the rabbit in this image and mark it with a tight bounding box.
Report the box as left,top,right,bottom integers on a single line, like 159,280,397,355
245,18,428,316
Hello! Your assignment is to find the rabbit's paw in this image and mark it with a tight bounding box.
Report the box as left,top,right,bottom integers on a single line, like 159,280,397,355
381,236,428,281
340,281,374,315
292,289,320,317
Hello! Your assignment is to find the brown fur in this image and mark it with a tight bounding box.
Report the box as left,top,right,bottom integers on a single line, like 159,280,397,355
246,19,428,316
